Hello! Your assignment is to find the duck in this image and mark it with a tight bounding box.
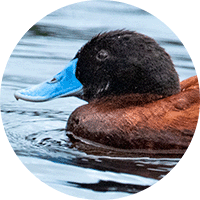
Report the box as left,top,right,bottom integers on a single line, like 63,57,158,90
14,30,200,150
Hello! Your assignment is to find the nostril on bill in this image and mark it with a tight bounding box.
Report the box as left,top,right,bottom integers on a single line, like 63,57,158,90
49,77,57,83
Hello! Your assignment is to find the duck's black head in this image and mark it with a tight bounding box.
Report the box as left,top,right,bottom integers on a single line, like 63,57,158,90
74,30,180,101
14,30,181,103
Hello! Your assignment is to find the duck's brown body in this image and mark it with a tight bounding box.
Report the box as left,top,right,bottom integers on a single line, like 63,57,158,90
67,76,199,150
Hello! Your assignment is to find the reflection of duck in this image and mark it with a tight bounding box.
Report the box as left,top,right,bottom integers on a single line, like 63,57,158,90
14,30,199,150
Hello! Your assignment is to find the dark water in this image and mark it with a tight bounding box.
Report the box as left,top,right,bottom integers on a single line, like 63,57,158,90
0,1,197,200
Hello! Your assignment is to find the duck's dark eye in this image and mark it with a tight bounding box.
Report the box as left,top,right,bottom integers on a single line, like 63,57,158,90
96,49,109,61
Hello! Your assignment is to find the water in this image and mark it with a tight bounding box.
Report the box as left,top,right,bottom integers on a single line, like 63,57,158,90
0,1,197,199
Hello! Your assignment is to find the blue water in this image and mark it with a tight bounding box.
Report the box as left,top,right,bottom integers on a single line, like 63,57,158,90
0,1,196,199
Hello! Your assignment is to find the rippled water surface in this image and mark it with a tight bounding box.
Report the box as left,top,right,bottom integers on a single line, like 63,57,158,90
1,1,196,199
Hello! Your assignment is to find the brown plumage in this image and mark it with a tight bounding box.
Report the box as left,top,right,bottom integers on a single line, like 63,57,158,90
67,76,199,149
